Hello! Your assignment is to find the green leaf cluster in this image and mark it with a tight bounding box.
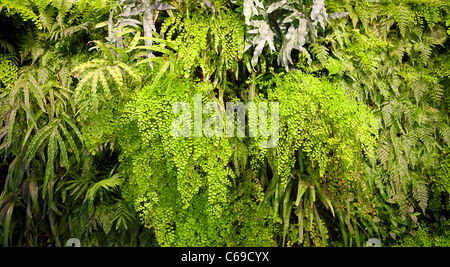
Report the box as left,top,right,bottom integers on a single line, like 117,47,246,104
0,55,18,86
0,0,150,247
118,78,277,246
248,71,378,246
316,0,450,244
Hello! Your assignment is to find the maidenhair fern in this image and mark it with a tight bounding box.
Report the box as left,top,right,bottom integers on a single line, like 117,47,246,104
0,55,18,86
118,78,277,246
0,0,42,29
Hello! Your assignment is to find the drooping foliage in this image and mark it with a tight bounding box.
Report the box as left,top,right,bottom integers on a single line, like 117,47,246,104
0,0,449,247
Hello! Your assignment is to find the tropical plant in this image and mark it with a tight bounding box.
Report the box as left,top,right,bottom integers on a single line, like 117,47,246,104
0,0,151,247
318,0,450,243
251,71,378,246
239,0,349,69
2,0,450,248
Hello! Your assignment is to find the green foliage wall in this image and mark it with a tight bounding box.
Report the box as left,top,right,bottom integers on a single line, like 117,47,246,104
1,0,450,247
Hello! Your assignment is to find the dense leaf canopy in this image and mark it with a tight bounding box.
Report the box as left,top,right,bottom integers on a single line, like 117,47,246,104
0,0,449,247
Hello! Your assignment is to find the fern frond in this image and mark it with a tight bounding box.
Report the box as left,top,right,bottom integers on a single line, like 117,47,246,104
62,112,83,142
391,40,406,63
114,200,136,230
26,119,59,166
43,130,57,196
390,2,413,37
72,59,105,74
378,141,390,167
381,102,394,127
411,176,428,212
410,77,429,104
354,4,371,32
59,123,80,163
55,129,69,168
413,40,433,64
116,61,141,82
310,43,329,65
106,65,124,89
85,173,121,203
25,72,47,113
96,204,114,234
73,70,95,101
98,70,111,99
39,6,56,31
437,120,450,145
